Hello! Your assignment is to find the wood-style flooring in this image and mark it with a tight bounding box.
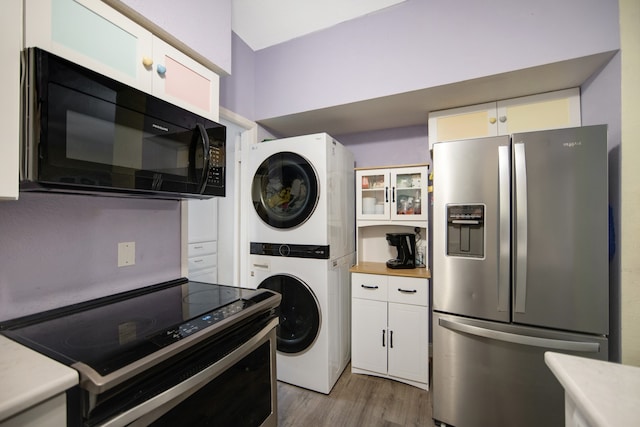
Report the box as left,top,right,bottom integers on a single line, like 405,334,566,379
277,364,435,427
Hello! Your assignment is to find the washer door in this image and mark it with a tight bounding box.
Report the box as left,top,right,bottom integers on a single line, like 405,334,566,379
251,152,319,229
258,274,320,354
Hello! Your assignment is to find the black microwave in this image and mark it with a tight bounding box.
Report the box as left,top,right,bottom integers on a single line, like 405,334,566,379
21,48,225,199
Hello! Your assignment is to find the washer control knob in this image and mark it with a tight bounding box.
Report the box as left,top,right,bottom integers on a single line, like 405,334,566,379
279,245,291,257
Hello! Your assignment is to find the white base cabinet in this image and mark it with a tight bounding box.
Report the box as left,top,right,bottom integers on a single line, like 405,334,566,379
187,198,218,283
351,272,429,390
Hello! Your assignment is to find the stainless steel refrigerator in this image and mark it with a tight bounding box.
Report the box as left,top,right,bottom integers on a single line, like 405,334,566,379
432,125,609,427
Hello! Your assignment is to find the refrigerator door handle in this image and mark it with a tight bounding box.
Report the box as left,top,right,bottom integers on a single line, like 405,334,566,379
498,145,510,312
439,318,600,353
514,142,528,313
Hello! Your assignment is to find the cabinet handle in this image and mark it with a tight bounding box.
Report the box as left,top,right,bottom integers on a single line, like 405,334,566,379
392,186,396,203
397,288,417,294
193,245,204,249
361,284,379,289
489,117,497,124
194,259,203,263
382,330,386,347
385,186,389,203
499,115,507,123
142,56,153,67
156,64,167,76
390,330,393,348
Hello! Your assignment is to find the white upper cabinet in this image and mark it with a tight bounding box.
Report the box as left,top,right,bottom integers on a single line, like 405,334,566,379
356,166,429,224
25,0,154,92
428,88,581,149
0,0,22,200
24,0,219,121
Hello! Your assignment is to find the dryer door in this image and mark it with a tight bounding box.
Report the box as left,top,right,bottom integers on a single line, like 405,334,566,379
258,274,320,354
251,152,319,229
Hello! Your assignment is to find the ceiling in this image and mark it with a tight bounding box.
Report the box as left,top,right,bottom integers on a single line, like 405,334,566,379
231,0,405,51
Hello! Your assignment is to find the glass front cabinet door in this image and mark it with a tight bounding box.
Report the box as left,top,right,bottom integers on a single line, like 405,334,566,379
356,166,428,222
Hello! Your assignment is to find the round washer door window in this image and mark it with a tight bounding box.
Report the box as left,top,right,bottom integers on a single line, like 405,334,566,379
258,274,320,354
251,152,319,229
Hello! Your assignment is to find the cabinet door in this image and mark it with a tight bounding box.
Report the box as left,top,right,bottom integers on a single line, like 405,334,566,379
428,102,498,148
187,198,218,243
352,298,388,374
356,169,390,220
0,0,21,200
497,88,581,135
387,302,429,383
152,37,220,121
25,0,154,93
390,167,428,222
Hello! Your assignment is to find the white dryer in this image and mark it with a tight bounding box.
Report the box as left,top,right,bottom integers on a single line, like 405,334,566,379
248,248,353,394
247,133,354,259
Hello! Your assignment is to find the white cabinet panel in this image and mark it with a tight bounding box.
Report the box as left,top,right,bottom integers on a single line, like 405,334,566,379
352,298,388,374
351,273,388,301
428,88,581,149
387,302,429,383
0,0,21,200
351,272,429,389
25,0,220,121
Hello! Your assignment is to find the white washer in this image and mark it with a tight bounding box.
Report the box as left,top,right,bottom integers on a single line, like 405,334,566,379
248,251,353,394
247,133,354,259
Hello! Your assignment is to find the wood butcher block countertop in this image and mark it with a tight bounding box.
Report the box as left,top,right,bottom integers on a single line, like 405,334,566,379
350,262,431,279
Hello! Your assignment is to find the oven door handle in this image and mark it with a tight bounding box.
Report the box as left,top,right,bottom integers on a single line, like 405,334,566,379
101,317,278,427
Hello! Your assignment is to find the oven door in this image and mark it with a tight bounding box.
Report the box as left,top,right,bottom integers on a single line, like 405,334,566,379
98,318,278,427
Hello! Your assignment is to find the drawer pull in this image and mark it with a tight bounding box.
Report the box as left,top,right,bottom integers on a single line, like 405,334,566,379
398,288,417,294
194,259,203,263
361,285,379,290
193,245,204,249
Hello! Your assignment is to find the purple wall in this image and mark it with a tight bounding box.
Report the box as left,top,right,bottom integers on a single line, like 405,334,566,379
220,33,256,119
253,0,620,121
336,125,429,168
0,193,181,321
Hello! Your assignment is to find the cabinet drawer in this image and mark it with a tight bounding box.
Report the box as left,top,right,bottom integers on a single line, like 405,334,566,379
189,267,217,284
188,254,216,272
387,277,429,306
352,273,388,301
188,241,217,257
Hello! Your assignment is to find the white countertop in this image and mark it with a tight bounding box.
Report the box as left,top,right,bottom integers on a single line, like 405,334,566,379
545,351,640,427
0,335,78,422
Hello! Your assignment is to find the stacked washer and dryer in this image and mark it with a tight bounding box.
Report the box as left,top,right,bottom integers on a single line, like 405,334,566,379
247,133,355,394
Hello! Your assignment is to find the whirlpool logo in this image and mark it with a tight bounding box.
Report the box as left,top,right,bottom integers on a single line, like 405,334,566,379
563,141,582,148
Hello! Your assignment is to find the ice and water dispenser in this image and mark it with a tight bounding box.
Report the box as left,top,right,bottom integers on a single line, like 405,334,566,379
446,204,485,258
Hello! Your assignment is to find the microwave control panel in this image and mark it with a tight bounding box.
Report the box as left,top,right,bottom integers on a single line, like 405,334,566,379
208,145,225,187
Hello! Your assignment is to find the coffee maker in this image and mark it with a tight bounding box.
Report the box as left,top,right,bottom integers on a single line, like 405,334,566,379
385,233,416,269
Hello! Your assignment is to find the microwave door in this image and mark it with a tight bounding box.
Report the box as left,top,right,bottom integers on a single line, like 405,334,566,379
190,123,211,194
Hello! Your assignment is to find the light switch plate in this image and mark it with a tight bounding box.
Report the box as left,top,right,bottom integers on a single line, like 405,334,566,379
118,242,135,267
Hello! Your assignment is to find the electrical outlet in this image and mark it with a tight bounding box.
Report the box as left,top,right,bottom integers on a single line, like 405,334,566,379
118,242,135,267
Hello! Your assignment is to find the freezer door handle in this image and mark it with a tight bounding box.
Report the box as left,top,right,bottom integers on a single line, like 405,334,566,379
439,318,601,353
497,145,510,312
514,142,528,313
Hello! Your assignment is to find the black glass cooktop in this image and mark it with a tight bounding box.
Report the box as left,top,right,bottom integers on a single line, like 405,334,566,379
1,279,274,376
